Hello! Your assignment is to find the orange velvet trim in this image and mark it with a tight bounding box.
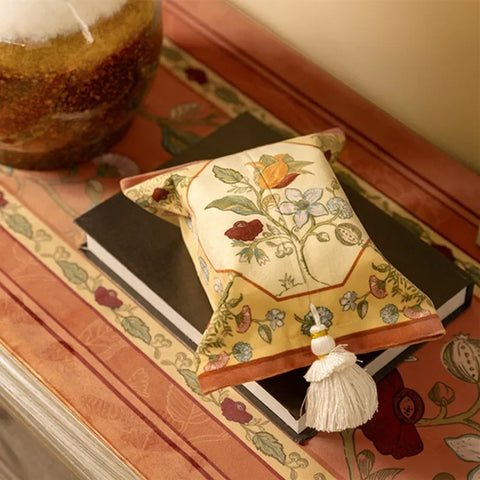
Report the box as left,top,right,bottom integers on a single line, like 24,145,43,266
198,313,445,394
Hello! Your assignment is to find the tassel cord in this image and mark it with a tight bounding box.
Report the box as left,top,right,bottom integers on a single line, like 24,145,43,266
303,304,378,432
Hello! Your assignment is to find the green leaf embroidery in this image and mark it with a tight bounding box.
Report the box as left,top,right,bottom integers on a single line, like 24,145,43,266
121,316,152,344
252,432,286,464
57,261,88,285
178,369,202,396
316,232,330,242
6,214,33,238
357,300,369,319
161,126,200,155
215,86,242,105
372,263,389,273
212,165,245,184
356,449,374,479
85,179,103,206
465,265,480,286
206,196,261,215
258,154,277,168
237,247,254,262
169,174,188,188
258,325,272,344
162,45,183,61
282,155,314,173
254,247,269,265
226,294,243,309
444,434,480,462
367,468,403,480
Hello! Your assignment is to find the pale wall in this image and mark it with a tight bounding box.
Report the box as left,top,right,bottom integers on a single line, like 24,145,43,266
226,0,480,173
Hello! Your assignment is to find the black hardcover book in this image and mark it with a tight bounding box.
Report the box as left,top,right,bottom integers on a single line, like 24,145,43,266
76,113,473,441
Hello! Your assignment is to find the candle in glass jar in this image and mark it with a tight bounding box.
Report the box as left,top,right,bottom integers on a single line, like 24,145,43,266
0,0,162,170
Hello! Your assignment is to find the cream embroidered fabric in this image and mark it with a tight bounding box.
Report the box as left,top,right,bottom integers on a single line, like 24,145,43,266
122,132,444,393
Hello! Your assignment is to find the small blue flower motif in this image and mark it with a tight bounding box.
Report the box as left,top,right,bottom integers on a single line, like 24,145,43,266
232,342,253,362
185,217,199,241
327,197,353,219
198,257,209,284
214,278,224,295
380,304,399,324
266,308,286,330
340,291,357,311
302,306,333,336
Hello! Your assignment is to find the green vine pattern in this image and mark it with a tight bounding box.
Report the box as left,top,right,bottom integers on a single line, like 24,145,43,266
195,274,288,371
154,344,316,479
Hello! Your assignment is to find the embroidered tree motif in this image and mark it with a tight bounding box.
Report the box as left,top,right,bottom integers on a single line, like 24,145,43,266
205,154,363,292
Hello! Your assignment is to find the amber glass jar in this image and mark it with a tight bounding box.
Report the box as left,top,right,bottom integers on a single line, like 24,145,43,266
0,0,161,170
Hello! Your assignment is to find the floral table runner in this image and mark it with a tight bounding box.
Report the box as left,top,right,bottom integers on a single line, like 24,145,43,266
0,11,479,480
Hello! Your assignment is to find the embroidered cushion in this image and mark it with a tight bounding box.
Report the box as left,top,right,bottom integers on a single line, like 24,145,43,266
121,131,444,393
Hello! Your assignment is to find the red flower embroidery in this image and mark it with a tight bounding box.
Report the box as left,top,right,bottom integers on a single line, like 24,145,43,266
225,220,263,241
185,68,208,85
152,188,169,202
0,192,7,207
403,305,431,319
361,369,424,459
369,275,388,299
94,286,123,309
204,351,229,372
235,305,252,333
221,398,253,424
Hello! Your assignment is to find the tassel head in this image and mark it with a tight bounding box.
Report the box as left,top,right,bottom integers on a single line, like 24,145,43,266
304,303,378,432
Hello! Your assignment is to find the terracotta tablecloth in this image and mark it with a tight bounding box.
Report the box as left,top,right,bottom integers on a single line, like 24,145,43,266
1,1,479,479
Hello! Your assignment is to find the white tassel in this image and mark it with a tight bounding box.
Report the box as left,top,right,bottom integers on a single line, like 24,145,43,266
304,303,378,432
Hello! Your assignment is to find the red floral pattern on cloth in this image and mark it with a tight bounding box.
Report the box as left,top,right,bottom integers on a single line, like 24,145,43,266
369,275,388,299
225,219,263,241
204,351,229,372
361,369,425,459
152,187,169,202
94,287,123,309
403,305,431,319
185,67,208,85
221,398,253,424
235,305,252,333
